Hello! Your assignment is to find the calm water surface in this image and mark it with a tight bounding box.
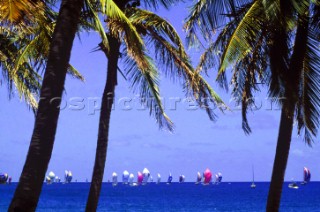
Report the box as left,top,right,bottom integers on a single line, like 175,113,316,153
1,182,319,211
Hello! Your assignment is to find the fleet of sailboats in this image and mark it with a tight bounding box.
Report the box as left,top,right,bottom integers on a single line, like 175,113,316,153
4,166,313,187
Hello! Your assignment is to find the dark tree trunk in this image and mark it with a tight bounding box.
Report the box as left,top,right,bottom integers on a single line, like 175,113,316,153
266,102,294,212
8,0,83,211
266,13,309,212
86,35,121,211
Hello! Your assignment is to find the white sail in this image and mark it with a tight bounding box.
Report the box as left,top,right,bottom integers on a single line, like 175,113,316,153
215,172,222,184
196,172,202,184
112,172,118,186
48,171,55,181
142,168,150,184
55,176,60,183
45,176,51,184
157,173,161,184
129,173,134,184
122,170,129,184
64,170,72,183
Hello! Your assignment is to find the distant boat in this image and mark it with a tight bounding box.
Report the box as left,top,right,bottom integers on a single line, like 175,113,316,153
179,175,185,183
122,170,129,184
129,173,134,184
157,173,161,184
301,167,311,185
112,172,118,186
288,179,299,189
142,168,150,185
167,173,173,184
137,172,144,185
64,170,72,183
214,172,222,185
0,173,8,184
195,172,202,184
45,176,51,184
203,168,212,185
46,171,55,184
251,166,256,189
55,176,61,183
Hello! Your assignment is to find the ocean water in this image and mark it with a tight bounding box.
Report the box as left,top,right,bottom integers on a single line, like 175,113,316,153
1,182,320,211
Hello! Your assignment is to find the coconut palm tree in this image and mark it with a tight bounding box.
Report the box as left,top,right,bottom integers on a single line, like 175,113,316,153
85,0,225,210
8,0,85,210
185,0,320,211
0,1,83,110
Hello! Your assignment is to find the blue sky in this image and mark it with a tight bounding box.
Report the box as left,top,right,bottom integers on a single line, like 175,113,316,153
0,2,319,182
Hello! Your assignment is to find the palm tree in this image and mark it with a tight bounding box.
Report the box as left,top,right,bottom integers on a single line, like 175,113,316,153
185,0,320,211
85,0,225,210
0,1,83,110
8,0,84,210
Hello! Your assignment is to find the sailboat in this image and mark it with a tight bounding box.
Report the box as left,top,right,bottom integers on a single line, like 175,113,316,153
0,173,8,184
156,173,161,184
195,172,202,184
122,170,129,184
288,179,299,189
55,176,61,183
179,175,185,183
301,167,311,185
251,166,256,188
64,170,72,183
167,173,173,184
46,171,55,184
137,172,143,185
129,173,137,186
214,172,222,185
112,172,118,186
203,168,212,185
142,168,150,185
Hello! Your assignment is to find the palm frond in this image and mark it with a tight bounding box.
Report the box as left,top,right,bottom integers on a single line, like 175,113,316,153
141,0,181,9
126,8,226,120
122,51,174,131
297,27,320,145
184,0,251,46
217,0,264,83
84,0,109,52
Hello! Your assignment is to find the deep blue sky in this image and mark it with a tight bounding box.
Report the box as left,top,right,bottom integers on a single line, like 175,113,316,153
0,2,319,182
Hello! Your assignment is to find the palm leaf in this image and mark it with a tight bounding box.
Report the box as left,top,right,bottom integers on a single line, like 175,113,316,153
122,50,174,131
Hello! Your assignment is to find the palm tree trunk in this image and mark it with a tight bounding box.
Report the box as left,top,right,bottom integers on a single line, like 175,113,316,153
266,13,309,211
8,0,83,211
86,35,121,211
266,101,294,212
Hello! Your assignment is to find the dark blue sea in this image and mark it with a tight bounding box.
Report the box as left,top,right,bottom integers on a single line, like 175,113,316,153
1,182,320,211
